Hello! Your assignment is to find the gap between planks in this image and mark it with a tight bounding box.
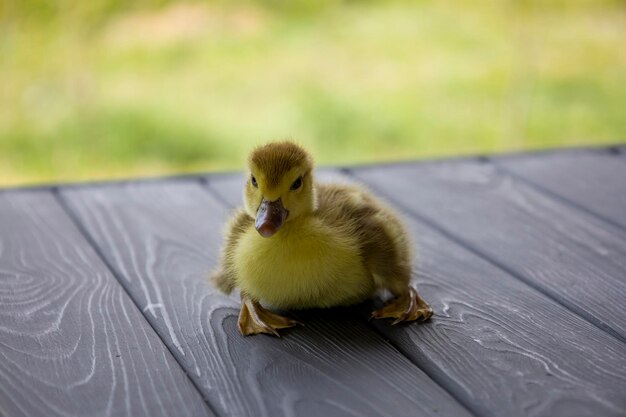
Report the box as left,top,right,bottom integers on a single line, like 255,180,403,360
488,154,626,234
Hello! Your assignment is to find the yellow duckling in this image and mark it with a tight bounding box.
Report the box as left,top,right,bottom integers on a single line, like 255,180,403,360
212,141,432,336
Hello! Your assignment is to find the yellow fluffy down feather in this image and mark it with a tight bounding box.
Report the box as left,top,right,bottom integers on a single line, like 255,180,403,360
211,141,432,336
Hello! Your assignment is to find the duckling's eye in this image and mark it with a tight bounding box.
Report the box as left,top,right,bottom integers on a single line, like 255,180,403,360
251,175,258,188
290,176,303,190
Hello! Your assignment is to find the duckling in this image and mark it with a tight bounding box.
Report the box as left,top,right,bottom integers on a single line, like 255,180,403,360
211,141,432,336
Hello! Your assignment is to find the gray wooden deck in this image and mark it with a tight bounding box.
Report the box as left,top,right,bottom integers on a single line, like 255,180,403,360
1,146,625,417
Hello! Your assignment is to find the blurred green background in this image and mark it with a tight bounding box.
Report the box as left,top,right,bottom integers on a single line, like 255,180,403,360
1,0,624,186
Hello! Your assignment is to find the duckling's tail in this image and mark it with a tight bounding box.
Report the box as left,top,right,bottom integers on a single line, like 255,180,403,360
209,269,235,294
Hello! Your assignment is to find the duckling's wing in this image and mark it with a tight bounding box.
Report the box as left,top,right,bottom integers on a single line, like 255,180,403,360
315,183,413,294
211,209,254,294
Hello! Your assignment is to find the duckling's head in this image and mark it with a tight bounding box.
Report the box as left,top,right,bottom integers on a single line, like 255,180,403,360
245,141,315,238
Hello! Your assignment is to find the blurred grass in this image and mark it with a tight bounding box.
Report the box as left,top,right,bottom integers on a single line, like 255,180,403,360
1,0,624,186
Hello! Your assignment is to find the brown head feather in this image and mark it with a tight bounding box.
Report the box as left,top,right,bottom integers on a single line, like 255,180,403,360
249,141,313,188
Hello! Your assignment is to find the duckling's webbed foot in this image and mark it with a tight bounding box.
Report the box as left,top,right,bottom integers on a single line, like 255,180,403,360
371,286,433,325
238,295,301,337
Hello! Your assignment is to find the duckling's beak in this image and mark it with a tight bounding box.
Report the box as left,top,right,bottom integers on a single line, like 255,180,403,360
255,198,289,238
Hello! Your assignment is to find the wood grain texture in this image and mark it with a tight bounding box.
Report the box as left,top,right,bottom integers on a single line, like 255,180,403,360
494,150,626,229
59,182,471,417
208,169,626,417
0,191,210,417
351,160,626,342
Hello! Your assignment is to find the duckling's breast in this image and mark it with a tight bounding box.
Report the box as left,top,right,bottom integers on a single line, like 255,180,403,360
233,219,375,309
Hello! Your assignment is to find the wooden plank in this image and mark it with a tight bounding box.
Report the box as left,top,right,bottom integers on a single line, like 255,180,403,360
350,160,626,341
208,171,626,417
59,182,472,417
0,190,210,417
494,150,626,229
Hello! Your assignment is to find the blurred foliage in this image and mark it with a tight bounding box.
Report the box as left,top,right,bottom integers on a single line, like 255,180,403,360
1,0,625,185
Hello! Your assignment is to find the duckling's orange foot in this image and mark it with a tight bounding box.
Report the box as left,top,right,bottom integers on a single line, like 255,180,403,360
238,297,301,337
371,287,433,325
